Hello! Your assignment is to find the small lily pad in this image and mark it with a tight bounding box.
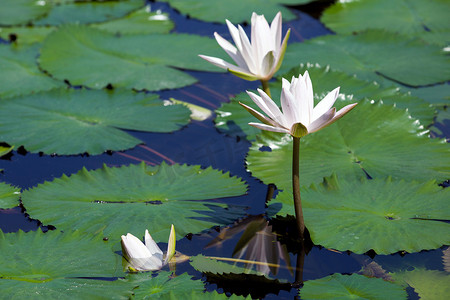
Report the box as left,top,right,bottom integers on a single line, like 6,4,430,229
392,269,450,299
299,273,407,299
0,145,14,158
0,183,20,209
21,162,247,241
0,89,190,155
39,25,227,91
272,176,450,254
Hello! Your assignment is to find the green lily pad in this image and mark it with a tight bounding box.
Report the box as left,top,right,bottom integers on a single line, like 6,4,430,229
0,145,14,158
34,0,144,26
299,273,407,299
158,0,312,23
215,64,435,140
92,7,174,35
392,269,450,299
0,0,51,26
0,45,64,99
39,24,226,91
0,229,133,299
0,89,190,155
282,30,450,87
0,183,20,209
246,101,450,191
406,83,450,107
190,255,265,276
321,0,450,43
0,26,56,45
21,162,247,241
272,176,450,254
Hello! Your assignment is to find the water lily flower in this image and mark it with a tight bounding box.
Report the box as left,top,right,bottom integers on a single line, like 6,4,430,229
240,71,358,138
121,225,176,271
199,12,290,82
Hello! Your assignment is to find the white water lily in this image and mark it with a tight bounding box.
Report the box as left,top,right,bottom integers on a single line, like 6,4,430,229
121,225,176,271
199,12,290,81
240,71,358,137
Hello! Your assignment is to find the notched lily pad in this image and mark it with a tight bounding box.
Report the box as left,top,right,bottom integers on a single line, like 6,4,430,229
392,269,450,300
0,89,191,155
0,182,20,209
21,162,248,241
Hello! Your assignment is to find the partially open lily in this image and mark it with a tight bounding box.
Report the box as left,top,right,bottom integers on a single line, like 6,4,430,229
240,71,358,138
121,225,176,272
199,12,290,82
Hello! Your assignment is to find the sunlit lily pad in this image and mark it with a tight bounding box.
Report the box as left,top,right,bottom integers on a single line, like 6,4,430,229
0,0,51,26
0,89,190,155
0,183,20,209
392,269,450,299
272,176,450,254
34,0,144,25
21,162,247,241
299,273,406,299
158,0,311,23
246,101,450,190
322,0,449,42
215,64,435,140
0,229,133,299
0,45,64,99
0,145,14,158
282,30,450,87
39,25,226,91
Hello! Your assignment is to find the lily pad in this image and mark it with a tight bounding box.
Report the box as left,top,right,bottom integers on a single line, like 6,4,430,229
215,64,435,140
21,162,247,241
0,229,133,299
0,0,51,26
282,30,450,87
0,45,64,99
272,176,450,254
190,255,266,276
321,0,450,41
0,26,56,45
392,269,450,299
299,273,407,299
246,101,450,191
0,89,190,155
158,0,312,23
34,0,144,26
0,183,20,209
0,145,14,158
406,83,450,107
39,25,227,91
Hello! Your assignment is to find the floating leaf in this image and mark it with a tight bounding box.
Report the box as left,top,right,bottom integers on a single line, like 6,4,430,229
392,269,450,299
21,162,247,241
34,0,144,25
272,176,450,254
158,0,312,23
215,64,435,140
0,229,133,299
0,26,56,45
0,89,190,155
299,273,407,299
39,25,226,91
0,0,51,26
0,183,20,209
190,255,265,276
246,101,450,191
406,83,450,107
0,45,64,99
321,0,450,42
282,30,450,87
0,145,14,158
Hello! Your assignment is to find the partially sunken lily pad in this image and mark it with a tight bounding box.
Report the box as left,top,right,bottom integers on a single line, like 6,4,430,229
0,145,14,158
0,183,20,209
158,0,311,23
39,25,227,91
322,0,449,41
0,0,51,26
190,255,266,276
0,89,190,155
0,45,64,99
0,230,133,299
282,30,450,87
272,176,450,254
392,269,450,299
21,162,247,241
299,273,406,299
246,101,450,191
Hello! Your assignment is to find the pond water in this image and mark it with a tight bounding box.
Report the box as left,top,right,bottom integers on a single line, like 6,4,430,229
0,0,448,299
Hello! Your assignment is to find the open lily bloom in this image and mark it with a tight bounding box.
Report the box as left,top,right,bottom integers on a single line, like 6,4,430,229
121,225,176,271
240,71,358,138
199,12,290,81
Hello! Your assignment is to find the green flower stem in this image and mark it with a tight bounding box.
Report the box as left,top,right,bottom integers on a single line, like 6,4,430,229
260,79,271,98
293,136,305,239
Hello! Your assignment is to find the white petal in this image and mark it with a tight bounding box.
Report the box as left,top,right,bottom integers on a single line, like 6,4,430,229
121,233,152,259
312,87,340,121
127,256,163,271
257,88,288,126
226,19,242,52
307,107,336,133
270,12,282,51
251,13,272,68
334,102,358,120
249,122,290,134
214,32,247,68
294,73,311,126
144,229,163,257
238,25,257,74
240,101,279,126
198,55,251,74
164,224,176,265
280,88,297,126
303,71,314,123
